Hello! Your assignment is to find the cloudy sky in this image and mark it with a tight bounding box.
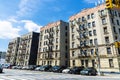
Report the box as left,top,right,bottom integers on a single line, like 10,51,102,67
0,0,105,51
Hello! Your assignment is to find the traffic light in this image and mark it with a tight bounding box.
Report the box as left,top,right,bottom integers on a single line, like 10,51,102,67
111,0,120,8
112,0,116,4
114,41,120,48
106,0,113,9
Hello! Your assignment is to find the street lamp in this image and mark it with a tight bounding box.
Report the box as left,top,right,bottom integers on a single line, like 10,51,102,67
95,45,101,76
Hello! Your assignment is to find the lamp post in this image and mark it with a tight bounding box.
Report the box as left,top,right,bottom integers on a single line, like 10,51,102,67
95,45,101,76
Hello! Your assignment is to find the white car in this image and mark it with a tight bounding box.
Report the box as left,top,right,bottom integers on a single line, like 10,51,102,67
62,68,71,73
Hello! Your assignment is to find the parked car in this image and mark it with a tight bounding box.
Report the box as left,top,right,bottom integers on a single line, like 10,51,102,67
80,67,97,76
51,66,67,73
0,64,3,73
12,66,18,69
22,66,29,70
69,66,84,74
17,66,23,69
62,67,71,73
39,65,52,71
35,66,42,71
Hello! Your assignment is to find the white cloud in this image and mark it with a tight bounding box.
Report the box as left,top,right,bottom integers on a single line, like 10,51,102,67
17,0,37,17
84,0,105,3
16,0,56,17
21,20,42,32
0,20,21,39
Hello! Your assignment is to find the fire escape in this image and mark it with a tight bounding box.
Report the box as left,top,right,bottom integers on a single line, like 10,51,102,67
76,17,90,58
46,30,54,61
18,39,27,65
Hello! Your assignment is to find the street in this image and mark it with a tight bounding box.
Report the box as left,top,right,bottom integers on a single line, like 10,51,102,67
0,69,120,80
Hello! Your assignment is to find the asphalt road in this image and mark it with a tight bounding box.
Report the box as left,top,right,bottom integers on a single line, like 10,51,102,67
0,69,120,80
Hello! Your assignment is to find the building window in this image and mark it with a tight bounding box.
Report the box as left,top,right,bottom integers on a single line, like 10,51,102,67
55,61,57,65
65,26,68,30
114,11,117,16
113,26,117,33
56,38,58,43
119,28,120,34
92,21,95,27
88,22,91,28
119,13,120,17
87,15,90,19
109,59,114,68
81,60,84,66
72,27,74,33
103,27,108,34
82,17,85,21
115,36,118,40
93,30,97,35
92,60,95,67
111,18,115,24
55,53,58,57
91,49,94,55
72,51,75,56
116,20,120,26
85,60,88,67
94,38,97,44
101,10,104,15
91,13,94,19
72,42,74,48
56,32,58,37
107,47,111,54
73,60,75,66
105,37,109,43
65,32,67,36
90,39,93,45
56,45,58,50
72,34,74,40
89,31,92,36
65,46,68,50
65,39,67,43
102,18,107,25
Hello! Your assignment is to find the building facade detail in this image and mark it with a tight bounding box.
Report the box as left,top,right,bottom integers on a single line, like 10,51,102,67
69,4,120,72
37,20,69,67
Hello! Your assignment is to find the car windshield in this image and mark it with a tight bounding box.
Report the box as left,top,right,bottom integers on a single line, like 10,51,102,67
53,66,60,69
84,68,92,71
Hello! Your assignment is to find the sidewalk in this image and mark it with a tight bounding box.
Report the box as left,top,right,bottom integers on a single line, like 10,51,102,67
100,72,120,77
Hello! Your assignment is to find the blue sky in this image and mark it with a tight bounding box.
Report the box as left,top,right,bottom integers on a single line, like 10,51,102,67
0,0,105,51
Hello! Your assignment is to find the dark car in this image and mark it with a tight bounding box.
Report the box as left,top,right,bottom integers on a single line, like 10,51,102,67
51,66,67,73
69,66,84,74
40,65,52,71
80,67,97,76
0,64,3,73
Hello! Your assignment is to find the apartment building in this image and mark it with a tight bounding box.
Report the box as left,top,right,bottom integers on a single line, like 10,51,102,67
37,20,69,67
0,51,6,64
6,37,20,65
16,32,39,66
69,4,120,72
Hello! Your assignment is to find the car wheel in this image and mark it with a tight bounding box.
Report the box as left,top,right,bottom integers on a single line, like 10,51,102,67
88,73,91,76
